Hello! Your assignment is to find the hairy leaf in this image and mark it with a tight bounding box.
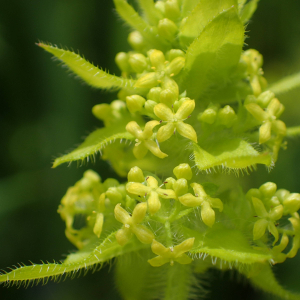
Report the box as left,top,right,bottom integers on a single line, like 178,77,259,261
53,127,134,168
179,0,238,48
38,43,136,90
185,226,272,265
0,233,147,286
193,139,272,172
244,264,300,300
182,7,244,100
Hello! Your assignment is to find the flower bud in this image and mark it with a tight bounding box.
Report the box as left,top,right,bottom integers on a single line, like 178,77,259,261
147,87,162,102
93,213,104,238
283,193,300,214
103,181,119,194
198,107,218,124
173,178,188,196
166,49,185,62
164,177,176,189
158,18,178,41
161,77,179,98
160,89,177,106
128,166,145,183
115,52,131,72
128,31,146,52
134,72,158,88
165,56,185,76
257,90,275,108
106,187,123,203
154,1,165,14
165,0,180,20
126,95,146,113
149,50,165,70
128,53,148,73
145,100,157,113
92,103,111,122
259,182,277,198
173,164,192,180
218,105,237,127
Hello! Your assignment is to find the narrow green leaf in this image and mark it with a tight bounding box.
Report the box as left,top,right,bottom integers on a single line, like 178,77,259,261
240,0,259,24
182,8,244,100
269,72,300,95
53,127,134,168
136,0,162,25
244,264,300,300
113,0,169,51
38,43,136,90
179,0,238,48
0,233,147,286
184,226,272,265
193,139,272,172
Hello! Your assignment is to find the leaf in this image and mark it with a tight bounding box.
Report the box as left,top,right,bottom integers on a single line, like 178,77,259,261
181,7,244,100
38,43,136,90
180,0,201,17
179,0,238,48
269,72,300,95
244,264,300,300
136,0,162,25
0,233,148,287
53,127,134,168
184,226,272,265
116,250,194,300
240,0,259,24
193,139,272,172
113,0,169,51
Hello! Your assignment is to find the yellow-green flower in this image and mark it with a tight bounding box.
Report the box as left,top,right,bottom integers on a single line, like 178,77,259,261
154,99,198,143
148,238,195,267
252,197,283,244
245,97,286,144
179,183,223,227
126,176,176,215
126,120,168,159
114,202,154,246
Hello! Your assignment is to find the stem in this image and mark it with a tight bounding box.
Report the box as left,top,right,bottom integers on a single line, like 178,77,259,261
286,126,300,137
165,221,173,247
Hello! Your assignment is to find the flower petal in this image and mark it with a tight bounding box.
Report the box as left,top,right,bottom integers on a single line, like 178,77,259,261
126,182,151,197
175,99,195,119
157,123,175,142
253,218,268,240
126,121,142,138
176,122,198,142
142,120,160,139
148,256,169,267
133,142,148,159
132,224,155,244
154,103,174,121
144,140,168,158
114,203,131,224
174,238,195,256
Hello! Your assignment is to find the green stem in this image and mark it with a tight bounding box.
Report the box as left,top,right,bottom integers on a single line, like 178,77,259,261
286,126,300,137
165,221,173,247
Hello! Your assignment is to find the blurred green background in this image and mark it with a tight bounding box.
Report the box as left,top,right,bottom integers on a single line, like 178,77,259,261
0,1,300,299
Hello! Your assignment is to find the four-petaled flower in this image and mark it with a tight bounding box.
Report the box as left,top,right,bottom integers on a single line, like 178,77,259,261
126,176,176,215
126,120,168,159
179,183,223,227
114,202,154,246
245,98,286,144
252,197,283,244
154,99,198,143
148,238,195,267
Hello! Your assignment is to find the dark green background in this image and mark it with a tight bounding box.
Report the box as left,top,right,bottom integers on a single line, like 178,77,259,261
0,1,300,299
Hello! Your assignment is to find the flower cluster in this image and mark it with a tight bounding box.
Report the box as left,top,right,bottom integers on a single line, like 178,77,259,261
2,1,300,299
